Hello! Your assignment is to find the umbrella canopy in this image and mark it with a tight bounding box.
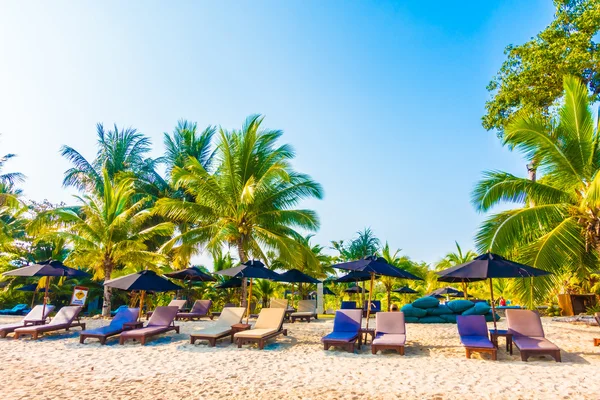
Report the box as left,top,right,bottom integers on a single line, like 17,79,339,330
436,253,552,329
217,260,283,281
165,266,216,282
392,286,418,294
309,287,335,296
427,286,465,297
334,270,377,283
278,269,321,284
344,285,369,294
215,277,248,289
3,260,90,278
104,270,182,292
16,283,51,292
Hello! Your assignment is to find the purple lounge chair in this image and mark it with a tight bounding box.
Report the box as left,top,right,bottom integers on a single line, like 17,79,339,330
371,311,406,355
594,312,600,346
119,306,179,345
457,315,497,360
0,305,56,338
322,309,362,353
13,306,85,340
146,299,186,320
176,300,213,321
506,309,561,362
79,307,139,345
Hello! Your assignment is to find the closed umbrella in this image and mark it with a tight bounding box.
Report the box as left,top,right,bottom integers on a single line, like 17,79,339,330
216,260,283,323
332,256,422,328
437,252,552,330
104,270,182,319
3,260,90,318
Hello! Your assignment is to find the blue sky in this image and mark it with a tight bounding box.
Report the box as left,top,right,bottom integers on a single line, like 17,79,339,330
0,1,556,265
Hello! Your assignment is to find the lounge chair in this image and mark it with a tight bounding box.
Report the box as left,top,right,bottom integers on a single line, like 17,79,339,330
341,301,357,310
0,304,29,315
79,307,139,345
120,306,179,345
290,300,317,323
371,311,406,355
190,307,246,346
176,300,213,321
363,300,382,317
110,305,128,317
234,307,288,349
322,309,362,353
506,309,561,362
212,302,236,318
0,305,55,338
594,312,600,346
14,306,85,340
457,315,496,360
146,299,186,320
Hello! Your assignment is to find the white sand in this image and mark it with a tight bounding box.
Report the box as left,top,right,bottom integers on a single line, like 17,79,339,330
0,315,599,399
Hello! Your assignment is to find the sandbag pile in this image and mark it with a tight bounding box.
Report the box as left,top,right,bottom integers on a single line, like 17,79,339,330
400,296,500,323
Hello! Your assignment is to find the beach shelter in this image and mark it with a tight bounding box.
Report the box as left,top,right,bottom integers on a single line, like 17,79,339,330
436,252,551,329
332,256,422,328
104,269,182,319
165,266,216,306
278,269,321,307
216,260,283,323
3,260,90,318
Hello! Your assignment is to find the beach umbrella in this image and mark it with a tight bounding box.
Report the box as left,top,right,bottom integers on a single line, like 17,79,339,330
278,269,321,308
104,270,183,319
332,256,422,328
165,266,216,306
334,270,376,283
427,286,466,299
215,277,248,289
16,283,50,292
216,260,283,323
3,260,90,318
436,252,552,330
392,286,418,294
309,287,335,296
344,285,369,294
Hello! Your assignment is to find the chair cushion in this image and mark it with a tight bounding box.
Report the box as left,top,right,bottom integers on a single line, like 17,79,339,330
506,310,545,338
457,315,488,337
333,310,362,332
270,299,289,309
254,308,286,330
234,328,278,339
297,300,316,313
120,326,169,338
513,336,559,351
291,311,314,317
81,326,122,336
189,300,211,314
214,307,245,327
24,305,55,322
322,331,357,342
372,333,406,346
193,326,231,338
50,306,82,326
460,336,494,349
375,312,405,334
147,306,179,327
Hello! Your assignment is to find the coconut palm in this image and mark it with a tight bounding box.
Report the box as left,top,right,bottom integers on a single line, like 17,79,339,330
472,75,600,306
154,115,323,305
30,170,173,316
162,120,216,176
434,241,478,298
380,242,417,310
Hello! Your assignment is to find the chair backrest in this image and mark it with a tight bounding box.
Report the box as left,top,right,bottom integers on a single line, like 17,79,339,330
506,309,545,338
190,300,212,314
457,315,488,337
341,301,357,309
376,312,405,335
148,306,179,327
110,307,139,328
297,300,316,313
13,304,28,311
224,302,236,308
168,300,187,310
254,307,286,330
24,305,55,322
50,306,82,326
270,298,289,309
595,312,600,327
215,307,246,327
363,300,381,311
333,309,362,333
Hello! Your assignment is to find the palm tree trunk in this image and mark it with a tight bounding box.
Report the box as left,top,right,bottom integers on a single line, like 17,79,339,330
236,238,248,307
102,256,114,317
387,289,391,311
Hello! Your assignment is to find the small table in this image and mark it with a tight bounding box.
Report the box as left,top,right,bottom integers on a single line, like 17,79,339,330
123,321,144,331
489,329,513,355
358,328,376,349
230,323,251,343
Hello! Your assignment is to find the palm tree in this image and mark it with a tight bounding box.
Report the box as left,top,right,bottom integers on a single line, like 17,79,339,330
162,120,215,175
380,242,416,310
472,75,600,306
30,170,173,316
154,115,323,306
61,123,154,194
434,241,478,299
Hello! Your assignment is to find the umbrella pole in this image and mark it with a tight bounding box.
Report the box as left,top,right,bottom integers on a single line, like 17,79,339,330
489,278,497,331
462,281,468,300
366,272,375,329
246,278,253,324
42,277,50,319
139,290,146,321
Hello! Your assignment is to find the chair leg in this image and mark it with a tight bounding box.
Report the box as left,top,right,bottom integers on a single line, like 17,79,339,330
521,351,528,362
400,346,405,356
553,351,561,362
209,339,216,347
491,349,497,361
324,343,330,350
283,329,288,336
594,338,600,346
237,338,242,348
100,337,106,345
371,346,377,355
119,337,125,345
141,337,146,345
465,348,471,359
79,336,85,344
190,337,196,344
259,340,265,350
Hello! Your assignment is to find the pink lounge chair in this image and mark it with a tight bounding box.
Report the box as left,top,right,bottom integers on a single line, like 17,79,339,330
13,306,85,340
176,300,213,321
0,305,56,338
371,312,406,355
119,306,179,345
146,299,186,320
506,309,561,362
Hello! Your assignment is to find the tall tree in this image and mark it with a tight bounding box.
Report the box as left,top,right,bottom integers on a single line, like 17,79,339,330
473,76,600,306
154,115,323,306
483,0,600,132
434,241,478,298
30,170,173,316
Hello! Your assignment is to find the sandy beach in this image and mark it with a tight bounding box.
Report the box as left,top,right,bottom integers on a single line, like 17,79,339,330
0,316,598,400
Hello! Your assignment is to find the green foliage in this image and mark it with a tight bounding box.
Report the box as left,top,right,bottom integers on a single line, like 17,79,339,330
483,0,600,132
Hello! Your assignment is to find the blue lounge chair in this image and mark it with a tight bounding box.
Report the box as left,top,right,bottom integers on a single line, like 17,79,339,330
322,309,362,352
363,300,382,316
341,301,357,309
110,305,128,317
457,315,496,360
0,304,29,315
80,307,139,345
